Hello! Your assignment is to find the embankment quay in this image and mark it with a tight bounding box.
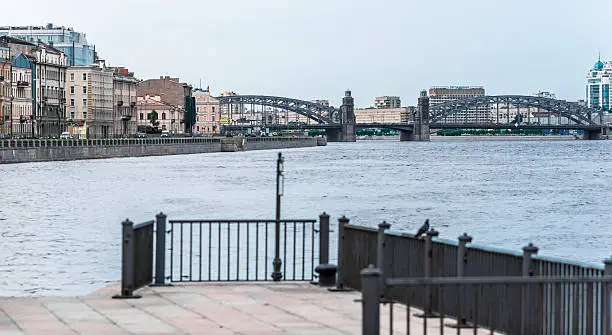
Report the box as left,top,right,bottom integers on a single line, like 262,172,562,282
0,136,327,164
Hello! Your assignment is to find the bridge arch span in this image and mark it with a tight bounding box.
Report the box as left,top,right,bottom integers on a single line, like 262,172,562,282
215,95,337,124
430,95,600,127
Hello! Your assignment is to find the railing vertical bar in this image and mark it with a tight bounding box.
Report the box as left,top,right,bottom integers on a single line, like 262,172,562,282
439,286,444,335
256,222,259,281
170,222,174,282
390,302,394,335
310,222,315,281
218,222,221,281
265,222,269,280
302,221,305,280
180,223,184,282
474,284,480,335
561,265,566,334
406,295,411,335
199,223,202,281
237,222,240,281
189,222,193,281
227,222,230,280
587,270,594,335
247,222,250,281
208,222,211,281
283,221,287,280
293,222,296,280
488,284,494,335
556,281,563,335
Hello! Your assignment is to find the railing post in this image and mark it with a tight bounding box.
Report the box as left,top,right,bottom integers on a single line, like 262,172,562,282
361,265,381,335
272,152,284,281
154,212,167,286
417,228,439,318
334,216,349,290
377,221,390,296
521,243,538,334
319,212,330,264
604,257,612,335
449,233,473,328
315,212,337,286
113,219,140,299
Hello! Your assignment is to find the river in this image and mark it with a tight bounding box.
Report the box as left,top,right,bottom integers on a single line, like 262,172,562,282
0,140,610,296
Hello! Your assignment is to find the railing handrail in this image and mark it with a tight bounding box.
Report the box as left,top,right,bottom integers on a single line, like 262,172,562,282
169,219,317,223
533,253,605,271
133,220,154,230
386,275,612,286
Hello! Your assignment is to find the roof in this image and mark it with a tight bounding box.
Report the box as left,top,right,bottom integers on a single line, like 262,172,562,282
0,35,37,47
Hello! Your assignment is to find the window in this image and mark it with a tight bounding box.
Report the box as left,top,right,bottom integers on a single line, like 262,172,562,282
82,86,87,94
84,112,87,119
162,112,166,120
70,86,74,94
82,73,87,81
70,99,74,107
83,99,87,106
70,73,74,81
140,113,144,120
70,112,75,119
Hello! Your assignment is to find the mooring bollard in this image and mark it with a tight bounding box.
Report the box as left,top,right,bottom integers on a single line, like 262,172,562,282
154,212,167,286
315,212,337,286
361,265,381,335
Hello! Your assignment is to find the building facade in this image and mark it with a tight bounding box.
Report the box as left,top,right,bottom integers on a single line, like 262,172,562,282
586,56,612,110
193,87,220,134
355,107,406,123
66,66,113,138
374,96,401,109
0,24,94,66
136,95,180,133
11,53,33,137
110,67,138,135
0,43,10,136
137,76,194,134
428,86,488,123
34,43,67,137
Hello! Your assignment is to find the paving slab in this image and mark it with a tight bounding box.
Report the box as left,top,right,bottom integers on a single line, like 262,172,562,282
0,282,500,334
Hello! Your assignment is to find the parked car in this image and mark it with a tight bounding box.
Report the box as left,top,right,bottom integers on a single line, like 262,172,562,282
161,130,170,137
136,132,147,138
60,132,71,139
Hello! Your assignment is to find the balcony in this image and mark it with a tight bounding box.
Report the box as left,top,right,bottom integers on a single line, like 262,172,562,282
16,81,29,87
121,114,132,121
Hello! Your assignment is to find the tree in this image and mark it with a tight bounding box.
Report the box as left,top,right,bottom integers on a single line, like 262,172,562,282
148,111,160,128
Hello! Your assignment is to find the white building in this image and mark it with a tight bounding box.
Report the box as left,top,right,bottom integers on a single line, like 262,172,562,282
374,96,401,109
66,65,113,138
586,56,612,111
428,86,489,123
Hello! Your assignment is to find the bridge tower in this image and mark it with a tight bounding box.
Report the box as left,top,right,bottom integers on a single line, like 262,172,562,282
326,90,357,142
400,90,430,141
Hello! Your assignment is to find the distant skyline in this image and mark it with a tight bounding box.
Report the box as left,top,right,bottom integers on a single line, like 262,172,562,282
3,0,609,107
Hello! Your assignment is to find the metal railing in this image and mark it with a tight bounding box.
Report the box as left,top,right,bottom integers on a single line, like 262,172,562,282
167,219,318,282
114,219,154,298
0,136,315,149
361,272,612,335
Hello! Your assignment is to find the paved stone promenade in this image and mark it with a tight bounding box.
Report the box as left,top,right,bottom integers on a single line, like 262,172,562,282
0,282,496,334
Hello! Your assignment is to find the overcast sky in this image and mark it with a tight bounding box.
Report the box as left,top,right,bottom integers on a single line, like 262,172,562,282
3,0,608,107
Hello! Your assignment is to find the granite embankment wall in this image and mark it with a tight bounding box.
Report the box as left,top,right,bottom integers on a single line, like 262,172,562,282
0,137,324,164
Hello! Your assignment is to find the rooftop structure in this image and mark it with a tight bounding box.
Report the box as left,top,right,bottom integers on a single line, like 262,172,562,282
0,23,95,66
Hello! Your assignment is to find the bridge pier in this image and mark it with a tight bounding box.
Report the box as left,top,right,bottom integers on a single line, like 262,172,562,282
327,90,356,142
583,129,602,140
400,90,430,141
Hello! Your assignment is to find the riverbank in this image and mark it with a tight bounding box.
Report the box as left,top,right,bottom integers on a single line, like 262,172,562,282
0,136,326,164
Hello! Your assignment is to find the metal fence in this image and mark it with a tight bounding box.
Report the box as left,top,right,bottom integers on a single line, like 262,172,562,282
0,137,222,149
361,272,612,335
167,219,318,282
114,219,154,298
337,220,611,334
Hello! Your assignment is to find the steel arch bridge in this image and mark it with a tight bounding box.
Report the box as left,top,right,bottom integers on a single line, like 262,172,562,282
429,95,601,127
215,95,337,124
